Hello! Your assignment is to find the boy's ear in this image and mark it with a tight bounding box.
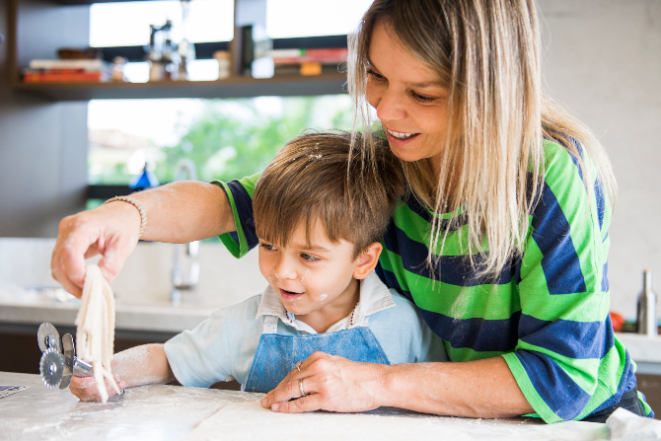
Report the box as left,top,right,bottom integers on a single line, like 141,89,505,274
353,242,383,280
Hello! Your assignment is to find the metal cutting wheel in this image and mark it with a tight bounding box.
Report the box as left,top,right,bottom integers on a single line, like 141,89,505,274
39,348,64,389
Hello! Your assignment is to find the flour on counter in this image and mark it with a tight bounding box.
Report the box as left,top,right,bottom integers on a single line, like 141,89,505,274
180,401,608,441
75,264,120,403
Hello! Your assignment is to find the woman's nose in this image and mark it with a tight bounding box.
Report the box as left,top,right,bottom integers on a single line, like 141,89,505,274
375,87,406,123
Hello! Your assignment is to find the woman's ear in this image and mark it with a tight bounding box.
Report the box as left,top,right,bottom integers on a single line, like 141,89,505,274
353,242,383,280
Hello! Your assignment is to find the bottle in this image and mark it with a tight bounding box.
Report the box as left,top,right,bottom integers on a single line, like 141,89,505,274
636,269,658,336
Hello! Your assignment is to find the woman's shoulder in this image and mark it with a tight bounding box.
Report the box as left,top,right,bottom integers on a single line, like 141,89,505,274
542,138,585,174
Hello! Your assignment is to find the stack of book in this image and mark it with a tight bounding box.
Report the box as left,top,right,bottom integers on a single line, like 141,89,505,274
269,48,348,76
23,59,111,83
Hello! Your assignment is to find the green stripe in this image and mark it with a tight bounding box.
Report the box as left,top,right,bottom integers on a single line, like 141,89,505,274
381,248,521,320
445,345,507,362
212,180,249,259
520,290,610,322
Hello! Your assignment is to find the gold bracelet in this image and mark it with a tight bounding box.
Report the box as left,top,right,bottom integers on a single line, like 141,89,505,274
104,196,147,238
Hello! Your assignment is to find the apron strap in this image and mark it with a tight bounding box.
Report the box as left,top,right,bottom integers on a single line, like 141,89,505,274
262,316,278,334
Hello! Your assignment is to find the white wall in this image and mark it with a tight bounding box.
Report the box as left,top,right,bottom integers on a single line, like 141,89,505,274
538,0,661,319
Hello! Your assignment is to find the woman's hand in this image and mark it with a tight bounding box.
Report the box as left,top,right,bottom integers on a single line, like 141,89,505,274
51,202,141,298
69,374,126,402
260,352,388,413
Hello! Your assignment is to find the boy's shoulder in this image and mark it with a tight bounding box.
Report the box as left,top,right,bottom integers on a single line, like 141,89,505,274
364,275,422,328
372,289,420,320
208,291,264,323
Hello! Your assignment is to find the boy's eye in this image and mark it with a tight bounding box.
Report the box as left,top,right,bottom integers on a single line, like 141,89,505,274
300,253,319,262
261,243,277,251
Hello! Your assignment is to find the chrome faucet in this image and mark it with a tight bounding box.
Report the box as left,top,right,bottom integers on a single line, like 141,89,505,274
171,159,200,305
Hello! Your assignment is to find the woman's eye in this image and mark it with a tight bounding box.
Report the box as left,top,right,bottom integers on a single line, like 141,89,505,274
366,69,386,82
300,253,319,262
412,92,435,103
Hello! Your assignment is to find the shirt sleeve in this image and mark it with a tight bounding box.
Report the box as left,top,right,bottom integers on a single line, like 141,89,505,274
502,140,616,423
164,295,265,389
370,291,448,364
211,172,261,258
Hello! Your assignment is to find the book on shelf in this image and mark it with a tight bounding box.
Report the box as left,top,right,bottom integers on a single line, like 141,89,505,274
268,48,348,65
23,59,111,83
28,59,110,71
23,69,109,83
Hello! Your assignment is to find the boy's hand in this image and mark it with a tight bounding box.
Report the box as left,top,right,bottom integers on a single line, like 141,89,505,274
69,374,126,402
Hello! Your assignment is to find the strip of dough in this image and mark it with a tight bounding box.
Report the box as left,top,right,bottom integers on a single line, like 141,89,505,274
75,264,120,403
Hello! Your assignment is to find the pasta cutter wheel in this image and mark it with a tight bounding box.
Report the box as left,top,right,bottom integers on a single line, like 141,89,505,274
40,348,65,389
36,322,93,390
37,322,61,353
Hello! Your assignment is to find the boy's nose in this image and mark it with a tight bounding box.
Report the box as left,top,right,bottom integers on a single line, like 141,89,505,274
274,258,297,280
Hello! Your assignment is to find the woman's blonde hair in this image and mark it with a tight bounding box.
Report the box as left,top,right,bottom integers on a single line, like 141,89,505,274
348,0,617,276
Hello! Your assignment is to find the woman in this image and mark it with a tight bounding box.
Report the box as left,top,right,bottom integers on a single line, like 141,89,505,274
52,0,653,423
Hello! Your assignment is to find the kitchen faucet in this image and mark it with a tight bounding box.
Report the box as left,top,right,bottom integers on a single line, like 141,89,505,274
171,159,200,305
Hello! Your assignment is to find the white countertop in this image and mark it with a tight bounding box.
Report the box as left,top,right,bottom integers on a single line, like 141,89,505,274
0,372,608,441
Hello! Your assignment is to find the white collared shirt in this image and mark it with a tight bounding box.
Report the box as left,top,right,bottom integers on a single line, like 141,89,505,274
255,272,396,334
164,271,447,389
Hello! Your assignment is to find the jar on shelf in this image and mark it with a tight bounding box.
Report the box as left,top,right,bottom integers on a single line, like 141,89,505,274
214,51,231,80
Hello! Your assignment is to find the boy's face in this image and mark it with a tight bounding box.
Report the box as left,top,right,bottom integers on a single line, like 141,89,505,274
258,221,363,317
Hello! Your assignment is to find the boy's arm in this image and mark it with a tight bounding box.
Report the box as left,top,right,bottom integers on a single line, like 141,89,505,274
69,344,174,402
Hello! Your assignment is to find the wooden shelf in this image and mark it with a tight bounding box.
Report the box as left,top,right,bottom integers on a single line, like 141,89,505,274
12,73,348,101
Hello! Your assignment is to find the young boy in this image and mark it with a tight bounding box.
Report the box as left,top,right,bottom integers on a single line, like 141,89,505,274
69,132,447,402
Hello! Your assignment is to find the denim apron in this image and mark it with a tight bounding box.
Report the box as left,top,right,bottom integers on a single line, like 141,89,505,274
244,316,390,392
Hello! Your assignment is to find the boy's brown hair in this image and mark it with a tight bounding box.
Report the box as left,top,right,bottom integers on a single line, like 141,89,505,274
253,131,405,258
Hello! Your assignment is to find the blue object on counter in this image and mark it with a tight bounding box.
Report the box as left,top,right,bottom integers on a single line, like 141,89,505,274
130,164,159,189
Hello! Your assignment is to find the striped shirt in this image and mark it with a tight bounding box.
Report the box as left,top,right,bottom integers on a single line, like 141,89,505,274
212,139,653,423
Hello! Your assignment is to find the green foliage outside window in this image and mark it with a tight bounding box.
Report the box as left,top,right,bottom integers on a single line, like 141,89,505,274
89,96,354,187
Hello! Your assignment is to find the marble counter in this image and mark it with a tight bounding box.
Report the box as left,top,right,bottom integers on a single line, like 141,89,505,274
0,372,608,441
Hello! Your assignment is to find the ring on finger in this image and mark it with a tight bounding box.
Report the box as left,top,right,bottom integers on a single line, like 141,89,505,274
295,361,303,372
299,378,307,398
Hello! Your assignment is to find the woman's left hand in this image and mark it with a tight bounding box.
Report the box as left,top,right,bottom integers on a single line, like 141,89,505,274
260,351,387,413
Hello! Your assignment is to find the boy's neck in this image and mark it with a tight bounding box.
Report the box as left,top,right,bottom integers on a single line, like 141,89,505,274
295,277,361,334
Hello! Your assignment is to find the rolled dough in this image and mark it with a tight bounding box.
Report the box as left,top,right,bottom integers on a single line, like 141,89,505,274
74,264,120,403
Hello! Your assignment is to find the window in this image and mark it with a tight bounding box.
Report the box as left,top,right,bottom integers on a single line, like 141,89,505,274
87,0,372,207
88,96,354,187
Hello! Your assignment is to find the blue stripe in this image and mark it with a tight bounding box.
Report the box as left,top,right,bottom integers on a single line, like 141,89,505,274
519,314,613,360
601,261,609,292
405,197,468,231
531,180,587,294
418,308,521,353
226,180,259,250
516,350,592,420
382,222,514,286
594,177,606,230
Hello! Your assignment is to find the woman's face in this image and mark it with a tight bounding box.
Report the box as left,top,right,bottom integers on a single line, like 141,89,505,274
366,19,451,169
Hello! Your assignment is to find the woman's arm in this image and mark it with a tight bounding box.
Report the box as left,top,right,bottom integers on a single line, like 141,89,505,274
69,344,175,402
51,181,234,297
260,352,533,417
